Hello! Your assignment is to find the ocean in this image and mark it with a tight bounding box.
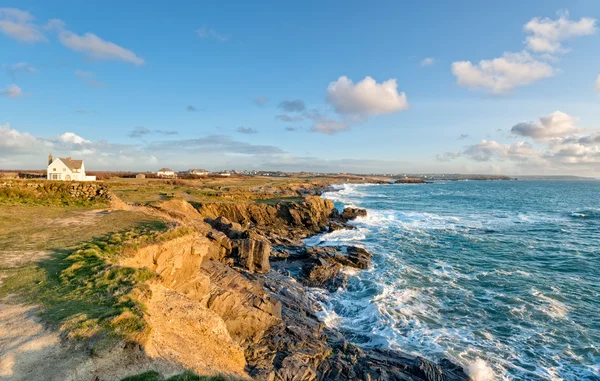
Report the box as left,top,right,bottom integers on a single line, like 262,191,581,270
306,181,600,381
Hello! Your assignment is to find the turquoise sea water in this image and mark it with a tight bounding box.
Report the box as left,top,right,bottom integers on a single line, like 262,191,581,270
309,181,600,381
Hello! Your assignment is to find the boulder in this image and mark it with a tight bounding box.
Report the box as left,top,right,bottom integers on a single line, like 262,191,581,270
301,257,346,291
340,207,367,221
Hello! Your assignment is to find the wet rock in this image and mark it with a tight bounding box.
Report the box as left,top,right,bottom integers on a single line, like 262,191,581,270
338,246,371,269
301,257,347,291
340,207,367,221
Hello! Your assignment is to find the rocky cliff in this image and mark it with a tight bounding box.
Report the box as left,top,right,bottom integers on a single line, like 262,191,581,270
115,196,468,381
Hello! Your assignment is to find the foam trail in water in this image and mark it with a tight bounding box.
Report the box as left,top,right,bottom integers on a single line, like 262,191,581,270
465,359,497,381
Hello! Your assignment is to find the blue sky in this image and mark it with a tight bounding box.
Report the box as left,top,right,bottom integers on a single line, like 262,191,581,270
1,1,600,175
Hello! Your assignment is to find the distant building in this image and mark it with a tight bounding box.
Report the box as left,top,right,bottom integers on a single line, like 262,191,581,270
47,154,96,181
218,171,231,177
157,168,176,178
189,169,209,176
136,173,146,179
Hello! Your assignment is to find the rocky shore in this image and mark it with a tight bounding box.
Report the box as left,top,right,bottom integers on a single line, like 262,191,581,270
131,193,469,381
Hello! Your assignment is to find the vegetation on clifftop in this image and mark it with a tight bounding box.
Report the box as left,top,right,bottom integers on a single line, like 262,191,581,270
0,180,110,206
0,219,181,350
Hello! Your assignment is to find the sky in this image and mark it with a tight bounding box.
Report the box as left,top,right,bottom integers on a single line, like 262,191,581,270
1,0,600,176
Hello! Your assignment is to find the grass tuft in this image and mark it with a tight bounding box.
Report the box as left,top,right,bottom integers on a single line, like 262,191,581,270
0,222,185,348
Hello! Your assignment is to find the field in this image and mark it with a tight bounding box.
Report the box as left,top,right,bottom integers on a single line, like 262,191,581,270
107,174,384,205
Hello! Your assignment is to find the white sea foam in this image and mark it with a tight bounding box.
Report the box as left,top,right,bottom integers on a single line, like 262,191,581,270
465,358,497,381
531,288,571,320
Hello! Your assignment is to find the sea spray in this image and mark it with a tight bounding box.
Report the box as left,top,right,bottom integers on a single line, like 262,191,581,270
312,180,600,380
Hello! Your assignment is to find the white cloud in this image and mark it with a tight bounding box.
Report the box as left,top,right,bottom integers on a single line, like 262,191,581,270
436,152,461,162
2,63,37,80
311,117,350,135
464,140,540,162
511,111,582,140
596,74,600,91
524,11,597,54
196,26,228,42
0,8,46,43
59,31,144,65
55,132,92,145
0,123,38,150
421,57,436,67
326,76,409,116
451,51,556,93
0,84,23,98
44,18,66,32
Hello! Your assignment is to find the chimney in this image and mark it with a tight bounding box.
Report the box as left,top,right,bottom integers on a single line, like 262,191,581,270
48,154,53,166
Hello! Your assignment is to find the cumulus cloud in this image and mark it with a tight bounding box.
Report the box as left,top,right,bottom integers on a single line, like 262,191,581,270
1,84,23,98
2,62,37,80
59,30,144,65
452,52,556,93
326,76,409,116
56,132,92,145
596,74,600,91
0,123,38,150
252,96,268,106
196,26,228,42
511,111,582,140
74,70,105,88
436,152,461,162
187,105,198,112
421,57,435,67
524,11,597,54
278,99,306,112
236,126,258,134
0,8,46,43
464,140,539,162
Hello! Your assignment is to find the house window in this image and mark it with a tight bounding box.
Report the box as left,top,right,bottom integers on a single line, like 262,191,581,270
53,168,56,171
63,168,66,171
50,173,61,180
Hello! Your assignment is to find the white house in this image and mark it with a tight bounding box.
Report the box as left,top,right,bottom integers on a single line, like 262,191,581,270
47,154,96,181
157,168,176,178
189,168,209,176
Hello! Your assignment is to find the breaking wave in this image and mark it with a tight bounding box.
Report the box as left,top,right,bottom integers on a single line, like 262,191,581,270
314,180,600,380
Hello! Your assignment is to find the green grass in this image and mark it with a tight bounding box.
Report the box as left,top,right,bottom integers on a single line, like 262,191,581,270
121,370,243,381
0,181,110,207
0,206,163,253
0,218,183,349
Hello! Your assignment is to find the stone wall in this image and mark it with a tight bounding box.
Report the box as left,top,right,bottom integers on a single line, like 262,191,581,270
0,180,110,204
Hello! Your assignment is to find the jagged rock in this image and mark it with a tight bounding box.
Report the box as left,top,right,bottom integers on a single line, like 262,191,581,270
206,216,246,239
338,246,371,269
232,239,271,273
328,221,345,232
301,257,347,291
340,207,367,221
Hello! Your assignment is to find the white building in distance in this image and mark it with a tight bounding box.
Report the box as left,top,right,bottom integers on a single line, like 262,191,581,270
189,169,209,176
157,168,176,178
47,154,96,181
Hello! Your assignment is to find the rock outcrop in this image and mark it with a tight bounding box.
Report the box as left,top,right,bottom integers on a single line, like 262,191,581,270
340,207,367,221
131,198,468,381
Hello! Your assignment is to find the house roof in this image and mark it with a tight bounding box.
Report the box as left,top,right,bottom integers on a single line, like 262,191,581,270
190,168,208,172
158,168,173,172
58,157,83,170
